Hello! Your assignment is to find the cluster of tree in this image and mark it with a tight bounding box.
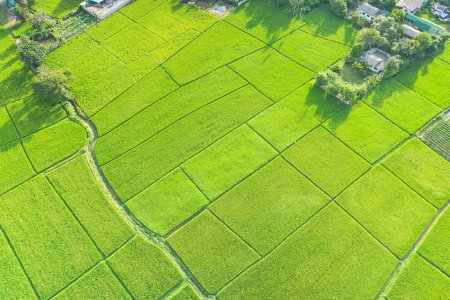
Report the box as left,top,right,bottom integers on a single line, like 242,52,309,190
272,0,321,16
368,0,396,11
329,0,360,17
13,0,55,41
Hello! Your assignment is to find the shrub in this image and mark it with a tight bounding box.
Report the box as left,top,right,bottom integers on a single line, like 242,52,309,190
17,37,46,68
330,0,348,17
34,67,73,102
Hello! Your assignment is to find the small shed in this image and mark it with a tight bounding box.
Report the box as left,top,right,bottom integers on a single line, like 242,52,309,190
361,48,390,73
431,3,449,22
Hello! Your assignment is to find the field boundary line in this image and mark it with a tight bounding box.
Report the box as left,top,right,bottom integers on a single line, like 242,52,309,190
0,226,41,299
298,27,353,47
158,279,187,300
393,78,448,111
416,252,450,278
227,65,276,103
376,199,450,298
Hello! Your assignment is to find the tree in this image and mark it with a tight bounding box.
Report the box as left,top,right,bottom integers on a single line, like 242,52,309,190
330,0,348,17
350,43,365,59
358,28,381,48
29,10,47,31
384,55,403,77
392,38,421,58
372,16,403,44
415,32,433,51
390,9,406,22
34,67,73,102
17,37,46,69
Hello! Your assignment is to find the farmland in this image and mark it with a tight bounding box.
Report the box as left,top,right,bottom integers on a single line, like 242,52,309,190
1,0,450,299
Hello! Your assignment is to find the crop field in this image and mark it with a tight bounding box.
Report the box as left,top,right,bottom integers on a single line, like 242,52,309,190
1,0,450,298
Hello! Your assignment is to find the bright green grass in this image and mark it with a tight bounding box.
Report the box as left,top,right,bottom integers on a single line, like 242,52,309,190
0,141,35,195
150,29,200,63
0,28,15,53
272,30,350,72
163,21,264,84
386,254,450,300
0,50,33,103
102,85,271,200
364,79,441,133
324,102,408,163
31,0,80,18
11,22,32,37
419,207,450,274
47,156,135,255
91,67,178,136
438,43,450,63
120,0,167,20
284,126,369,197
396,57,450,108
337,166,436,257
218,203,397,299
383,138,450,208
7,95,67,136
0,230,36,299
183,125,277,200
102,23,164,63
138,6,191,40
224,0,305,43
210,157,329,254
0,176,100,299
22,120,86,171
88,12,132,41
249,82,343,151
0,106,17,146
302,5,357,45
168,211,259,293
168,284,199,300
126,168,208,235
96,67,246,165
46,34,97,68
229,47,314,101
54,262,130,300
108,235,183,299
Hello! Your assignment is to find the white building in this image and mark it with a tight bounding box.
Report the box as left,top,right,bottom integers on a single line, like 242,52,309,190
431,3,449,22
361,48,391,73
396,0,428,14
358,2,389,22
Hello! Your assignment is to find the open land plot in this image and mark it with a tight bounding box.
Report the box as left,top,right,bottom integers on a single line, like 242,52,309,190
163,21,264,84
422,118,450,156
218,203,397,299
272,30,350,72
418,207,450,274
31,0,80,18
301,5,357,45
0,141,35,195
386,254,450,299
0,176,101,299
337,165,436,257
363,79,441,134
229,47,315,101
324,102,408,163
284,126,370,197
102,85,271,200
0,230,36,299
54,262,130,300
120,0,168,20
0,106,18,146
249,82,343,151
224,0,305,43
126,168,208,235
88,12,133,42
182,125,277,200
47,156,135,256
108,235,183,299
396,57,450,108
22,120,86,171
95,67,247,165
168,211,259,293
210,157,329,254
150,29,200,63
383,138,450,208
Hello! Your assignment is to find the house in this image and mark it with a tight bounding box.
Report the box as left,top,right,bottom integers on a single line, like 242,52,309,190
358,2,389,22
431,3,449,22
405,13,445,34
396,0,428,14
361,48,390,73
402,23,422,38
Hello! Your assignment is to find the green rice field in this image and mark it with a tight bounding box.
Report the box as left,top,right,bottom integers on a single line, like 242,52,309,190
1,0,449,298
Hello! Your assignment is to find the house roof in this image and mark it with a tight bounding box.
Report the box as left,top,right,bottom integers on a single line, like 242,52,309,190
405,13,444,35
359,2,380,16
402,23,421,38
361,48,390,71
396,0,427,12
432,3,448,12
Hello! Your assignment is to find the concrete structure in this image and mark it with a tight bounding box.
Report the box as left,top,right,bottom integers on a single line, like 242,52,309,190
396,0,428,14
405,13,445,34
361,48,390,73
358,2,389,22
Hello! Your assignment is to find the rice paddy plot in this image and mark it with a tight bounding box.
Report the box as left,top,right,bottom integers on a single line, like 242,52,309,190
0,142,35,195
47,156,135,255
284,126,369,197
22,120,86,171
0,50,33,103
437,43,450,63
421,117,450,158
383,138,450,208
126,168,208,235
0,29,15,53
0,176,101,299
218,203,397,299
337,166,436,257
168,211,259,293
95,67,246,165
138,6,192,40
249,82,343,151
324,102,408,163
224,0,306,43
102,85,271,201
150,29,200,63
88,12,133,42
386,254,450,299
272,30,350,72
229,47,315,101
31,0,80,18
54,262,130,300
163,21,264,84
46,34,97,69
363,79,441,134
0,106,18,147
182,125,277,200
108,235,183,299
120,0,168,20
396,57,450,108
168,284,200,300
210,157,329,254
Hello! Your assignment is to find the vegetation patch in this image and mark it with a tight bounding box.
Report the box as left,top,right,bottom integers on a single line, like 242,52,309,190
150,29,200,63
120,0,168,20
31,0,80,18
420,116,450,158
0,106,18,146
168,284,200,300
88,13,133,42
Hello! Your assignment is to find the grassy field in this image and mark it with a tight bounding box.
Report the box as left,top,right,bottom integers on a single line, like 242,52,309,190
1,0,450,298
31,0,81,18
